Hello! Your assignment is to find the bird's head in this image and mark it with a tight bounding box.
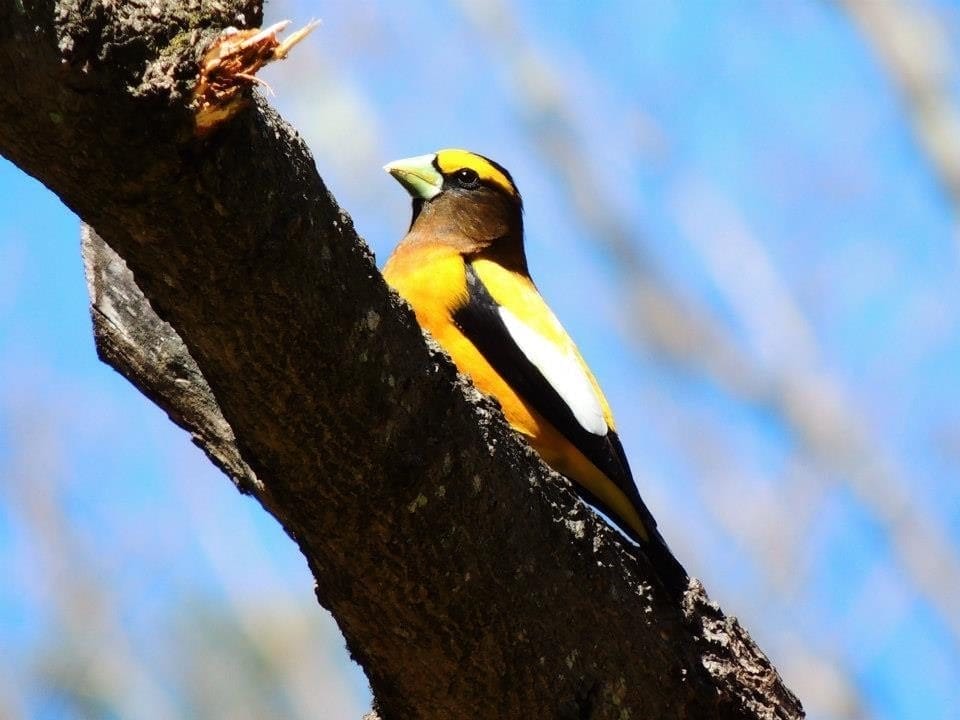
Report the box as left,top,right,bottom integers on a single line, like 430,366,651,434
384,149,524,262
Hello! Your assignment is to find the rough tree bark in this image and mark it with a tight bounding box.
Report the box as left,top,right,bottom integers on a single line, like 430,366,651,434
0,2,804,718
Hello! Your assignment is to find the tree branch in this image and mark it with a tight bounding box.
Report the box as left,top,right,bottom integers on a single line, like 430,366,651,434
0,2,803,717
81,224,263,497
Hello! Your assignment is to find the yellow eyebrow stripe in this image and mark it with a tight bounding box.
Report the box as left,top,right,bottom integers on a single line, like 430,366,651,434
434,148,517,197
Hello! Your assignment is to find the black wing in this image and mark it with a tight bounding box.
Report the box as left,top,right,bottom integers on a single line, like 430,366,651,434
453,265,654,536
453,263,688,594
454,263,688,594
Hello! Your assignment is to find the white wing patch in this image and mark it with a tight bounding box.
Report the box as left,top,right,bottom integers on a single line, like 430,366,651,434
497,306,608,436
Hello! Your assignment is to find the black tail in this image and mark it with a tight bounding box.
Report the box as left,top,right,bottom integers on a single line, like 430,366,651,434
572,481,690,600
637,526,689,601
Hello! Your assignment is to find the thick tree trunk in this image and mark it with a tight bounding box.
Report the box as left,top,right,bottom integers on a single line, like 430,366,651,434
0,2,804,718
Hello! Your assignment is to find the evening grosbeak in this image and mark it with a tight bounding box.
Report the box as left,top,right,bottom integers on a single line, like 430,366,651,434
383,149,687,596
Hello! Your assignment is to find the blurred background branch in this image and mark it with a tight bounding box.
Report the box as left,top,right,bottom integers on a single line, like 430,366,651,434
3,398,178,720
842,0,960,226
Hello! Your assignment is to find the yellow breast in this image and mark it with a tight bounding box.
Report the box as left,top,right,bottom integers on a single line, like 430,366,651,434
383,245,646,540
383,244,547,442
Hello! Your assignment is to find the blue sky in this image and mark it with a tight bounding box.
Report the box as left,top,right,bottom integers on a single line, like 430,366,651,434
2,2,960,718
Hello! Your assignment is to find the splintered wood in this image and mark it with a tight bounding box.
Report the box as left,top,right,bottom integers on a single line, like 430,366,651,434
194,20,318,136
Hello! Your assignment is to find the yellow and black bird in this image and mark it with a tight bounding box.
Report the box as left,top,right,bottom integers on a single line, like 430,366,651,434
383,149,687,595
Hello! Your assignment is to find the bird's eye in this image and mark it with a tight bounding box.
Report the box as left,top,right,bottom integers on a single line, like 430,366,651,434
455,168,480,187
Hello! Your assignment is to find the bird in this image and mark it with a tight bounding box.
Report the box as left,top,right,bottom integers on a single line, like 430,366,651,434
382,148,687,596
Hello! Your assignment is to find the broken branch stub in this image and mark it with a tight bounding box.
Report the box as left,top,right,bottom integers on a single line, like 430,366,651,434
193,19,320,136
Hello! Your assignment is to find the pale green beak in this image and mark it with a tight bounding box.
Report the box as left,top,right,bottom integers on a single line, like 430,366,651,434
384,153,443,200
